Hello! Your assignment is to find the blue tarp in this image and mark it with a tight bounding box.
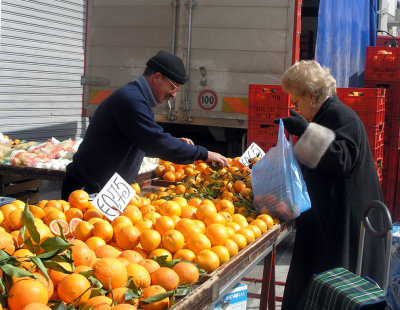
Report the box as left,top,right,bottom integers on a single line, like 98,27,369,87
315,0,377,87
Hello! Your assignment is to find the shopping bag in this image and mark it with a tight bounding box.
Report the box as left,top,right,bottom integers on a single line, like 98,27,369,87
386,246,400,310
251,120,311,220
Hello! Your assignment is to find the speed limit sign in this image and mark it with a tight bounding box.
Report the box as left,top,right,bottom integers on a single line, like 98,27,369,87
198,90,218,110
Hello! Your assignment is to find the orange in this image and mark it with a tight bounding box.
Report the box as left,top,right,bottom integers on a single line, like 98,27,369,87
8,278,49,310
119,250,145,264
21,303,51,310
139,205,157,216
162,171,175,181
93,220,114,243
33,271,54,299
0,231,15,255
230,234,247,250
154,165,166,177
256,214,274,229
159,201,181,217
194,249,220,273
172,196,187,207
186,233,211,254
83,208,103,221
248,224,262,238
205,224,229,246
133,247,149,259
0,204,17,222
85,236,107,250
140,229,161,253
114,225,141,250
211,246,230,264
57,273,91,305
139,259,160,274
65,208,83,222
128,194,142,208
225,221,241,232
180,205,197,219
74,265,93,274
193,220,206,233
44,200,64,211
85,295,112,309
69,217,83,236
140,285,169,310
93,257,128,290
148,248,172,261
68,190,90,211
174,184,186,195
154,216,175,235
131,182,141,195
126,263,151,289
95,244,121,258
110,304,138,310
232,214,249,228
224,239,239,257
13,248,35,271
28,205,46,220
144,211,161,224
49,219,70,237
173,249,196,262
5,210,24,231
107,287,129,304
238,227,256,244
150,267,179,291
195,202,217,221
172,262,199,285
204,213,226,226
112,215,132,227
48,262,73,287
161,230,185,254
135,218,154,232
175,219,202,240
11,199,25,210
233,180,246,193
250,219,268,233
187,197,202,207
215,199,235,215
73,220,94,241
71,243,95,267
123,206,143,225
113,222,132,237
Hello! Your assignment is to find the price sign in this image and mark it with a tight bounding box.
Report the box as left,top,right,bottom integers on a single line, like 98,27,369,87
198,90,218,110
91,173,136,221
239,142,265,167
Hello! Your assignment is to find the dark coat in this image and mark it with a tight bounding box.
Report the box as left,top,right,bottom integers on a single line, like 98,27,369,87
65,77,208,192
282,95,386,309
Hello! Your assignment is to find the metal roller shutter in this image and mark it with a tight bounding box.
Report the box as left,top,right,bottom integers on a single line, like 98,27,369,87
0,0,87,142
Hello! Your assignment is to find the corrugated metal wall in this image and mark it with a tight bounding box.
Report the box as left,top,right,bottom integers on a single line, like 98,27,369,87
0,0,87,142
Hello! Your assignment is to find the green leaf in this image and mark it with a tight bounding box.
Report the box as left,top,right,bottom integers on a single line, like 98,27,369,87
2,264,35,278
140,290,174,305
37,249,60,260
152,256,181,268
44,261,73,274
21,204,40,244
78,270,93,278
49,301,67,310
88,275,103,289
124,278,140,292
0,249,10,261
175,285,194,296
40,236,71,252
124,288,140,301
30,256,50,280
0,277,7,297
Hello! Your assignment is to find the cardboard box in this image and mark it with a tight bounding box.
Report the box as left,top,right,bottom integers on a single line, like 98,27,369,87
215,283,247,310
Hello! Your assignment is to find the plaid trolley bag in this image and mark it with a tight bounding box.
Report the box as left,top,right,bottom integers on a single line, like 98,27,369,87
302,200,392,310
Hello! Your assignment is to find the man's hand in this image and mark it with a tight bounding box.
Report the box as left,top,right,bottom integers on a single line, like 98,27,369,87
177,137,194,145
206,151,228,167
273,109,308,137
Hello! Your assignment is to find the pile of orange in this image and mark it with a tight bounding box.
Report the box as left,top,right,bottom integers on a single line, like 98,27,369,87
0,159,279,309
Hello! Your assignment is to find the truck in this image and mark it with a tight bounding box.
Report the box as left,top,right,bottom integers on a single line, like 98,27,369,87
83,0,303,156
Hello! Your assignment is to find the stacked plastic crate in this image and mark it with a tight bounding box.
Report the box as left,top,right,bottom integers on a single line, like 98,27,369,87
247,85,293,151
336,88,385,183
364,46,400,219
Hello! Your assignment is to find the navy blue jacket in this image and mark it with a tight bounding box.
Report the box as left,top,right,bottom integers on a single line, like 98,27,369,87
66,77,208,190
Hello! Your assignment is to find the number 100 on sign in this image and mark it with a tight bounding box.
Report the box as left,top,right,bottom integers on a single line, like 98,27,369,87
198,90,218,110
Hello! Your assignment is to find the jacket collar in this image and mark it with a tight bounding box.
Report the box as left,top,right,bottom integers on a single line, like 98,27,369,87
135,75,158,107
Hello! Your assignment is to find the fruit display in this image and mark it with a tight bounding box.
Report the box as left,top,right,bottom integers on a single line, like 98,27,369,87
0,159,278,309
0,133,159,174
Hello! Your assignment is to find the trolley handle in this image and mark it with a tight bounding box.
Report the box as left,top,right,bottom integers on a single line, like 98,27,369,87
362,200,392,237
357,200,392,291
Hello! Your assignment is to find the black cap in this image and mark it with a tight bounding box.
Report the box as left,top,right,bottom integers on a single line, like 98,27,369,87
146,50,186,85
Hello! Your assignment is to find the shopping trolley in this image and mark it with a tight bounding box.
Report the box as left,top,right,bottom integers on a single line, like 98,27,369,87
300,200,392,310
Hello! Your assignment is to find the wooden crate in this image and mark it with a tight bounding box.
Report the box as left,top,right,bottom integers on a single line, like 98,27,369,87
0,174,42,205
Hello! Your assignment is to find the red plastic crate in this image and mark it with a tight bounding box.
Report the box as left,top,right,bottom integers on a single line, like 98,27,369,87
363,81,400,115
366,46,400,67
248,85,292,121
371,144,383,162
384,120,400,149
247,121,278,143
247,139,276,152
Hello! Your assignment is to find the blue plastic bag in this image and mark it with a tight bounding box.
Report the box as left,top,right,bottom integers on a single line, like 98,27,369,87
386,246,400,310
251,120,311,220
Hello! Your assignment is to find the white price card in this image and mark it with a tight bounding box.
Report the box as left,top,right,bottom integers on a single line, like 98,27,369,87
239,142,265,167
91,173,136,221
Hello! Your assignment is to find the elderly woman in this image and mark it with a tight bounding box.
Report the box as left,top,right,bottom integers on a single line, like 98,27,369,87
275,60,386,309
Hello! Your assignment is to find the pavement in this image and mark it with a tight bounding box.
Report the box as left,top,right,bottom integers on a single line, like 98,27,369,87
39,180,295,310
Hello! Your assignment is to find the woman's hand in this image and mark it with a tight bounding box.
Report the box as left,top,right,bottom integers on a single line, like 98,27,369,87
273,109,308,137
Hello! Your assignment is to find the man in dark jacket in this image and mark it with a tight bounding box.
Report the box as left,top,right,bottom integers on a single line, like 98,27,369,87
62,50,228,200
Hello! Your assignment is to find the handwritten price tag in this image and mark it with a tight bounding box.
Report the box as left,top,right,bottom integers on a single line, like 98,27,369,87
91,173,136,221
239,142,265,167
